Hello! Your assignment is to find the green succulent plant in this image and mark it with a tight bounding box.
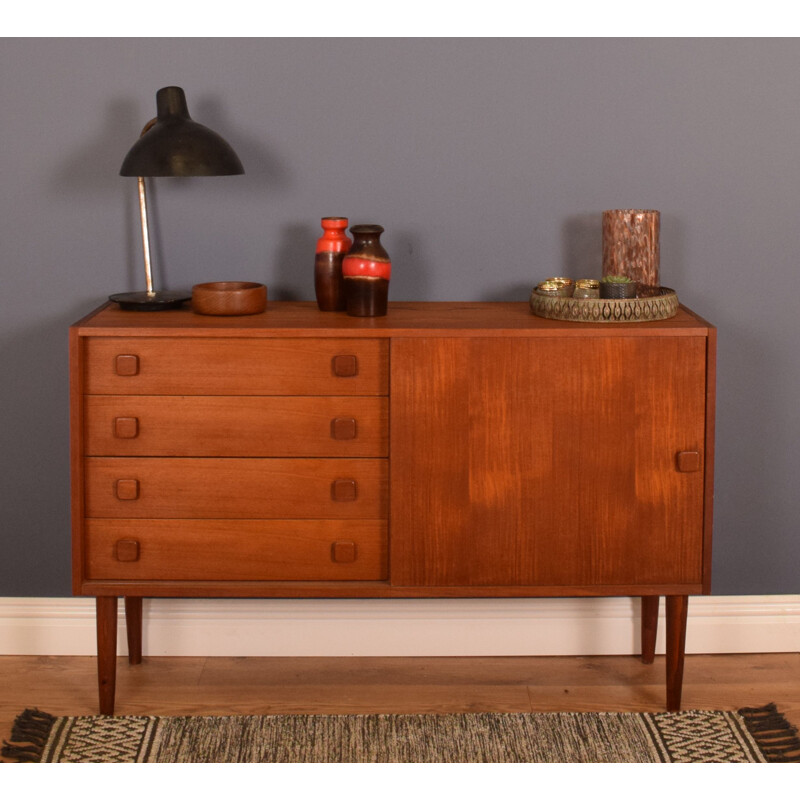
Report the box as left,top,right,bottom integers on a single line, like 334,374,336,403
600,275,633,283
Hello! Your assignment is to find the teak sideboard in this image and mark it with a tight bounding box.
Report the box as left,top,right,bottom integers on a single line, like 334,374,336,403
70,301,716,715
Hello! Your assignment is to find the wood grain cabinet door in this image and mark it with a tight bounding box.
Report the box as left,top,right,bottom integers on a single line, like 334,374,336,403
389,336,709,588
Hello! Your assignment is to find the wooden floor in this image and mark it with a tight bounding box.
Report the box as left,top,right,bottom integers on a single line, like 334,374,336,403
2,652,798,761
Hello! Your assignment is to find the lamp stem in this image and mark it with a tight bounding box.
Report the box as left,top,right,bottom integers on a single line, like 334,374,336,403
137,176,155,296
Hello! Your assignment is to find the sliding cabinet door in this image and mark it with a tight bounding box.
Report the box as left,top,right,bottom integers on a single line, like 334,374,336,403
389,336,708,589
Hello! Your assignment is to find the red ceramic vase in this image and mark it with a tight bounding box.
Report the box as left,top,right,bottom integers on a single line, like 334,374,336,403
342,224,391,317
314,217,352,311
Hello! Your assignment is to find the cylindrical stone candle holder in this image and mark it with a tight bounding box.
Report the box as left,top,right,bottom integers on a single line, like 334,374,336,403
602,209,660,296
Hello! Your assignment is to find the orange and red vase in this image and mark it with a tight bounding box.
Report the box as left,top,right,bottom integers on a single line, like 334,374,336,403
342,224,391,317
314,217,352,311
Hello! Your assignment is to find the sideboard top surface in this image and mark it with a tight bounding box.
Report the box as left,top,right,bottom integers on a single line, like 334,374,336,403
72,302,714,338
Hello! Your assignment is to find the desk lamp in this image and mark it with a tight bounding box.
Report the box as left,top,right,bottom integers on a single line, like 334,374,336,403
111,86,244,310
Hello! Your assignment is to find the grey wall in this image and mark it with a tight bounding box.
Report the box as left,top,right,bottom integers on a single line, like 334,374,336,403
1,38,798,597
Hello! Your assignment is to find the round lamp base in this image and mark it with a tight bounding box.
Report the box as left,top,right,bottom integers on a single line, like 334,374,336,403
109,291,190,311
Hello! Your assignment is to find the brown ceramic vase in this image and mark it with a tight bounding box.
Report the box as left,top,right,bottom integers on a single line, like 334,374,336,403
342,224,391,317
314,217,351,311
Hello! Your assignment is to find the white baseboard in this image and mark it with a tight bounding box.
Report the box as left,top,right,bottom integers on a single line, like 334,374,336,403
0,595,797,657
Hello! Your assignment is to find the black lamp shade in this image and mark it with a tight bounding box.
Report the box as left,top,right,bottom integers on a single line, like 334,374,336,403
119,86,244,177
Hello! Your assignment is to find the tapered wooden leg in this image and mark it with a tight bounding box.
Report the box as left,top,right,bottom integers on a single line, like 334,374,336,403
124,596,143,665
641,596,659,664
665,595,689,712
96,596,118,716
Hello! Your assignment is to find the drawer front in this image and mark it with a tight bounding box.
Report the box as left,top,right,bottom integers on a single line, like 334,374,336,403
84,519,388,581
84,396,388,457
85,457,387,519
84,338,388,396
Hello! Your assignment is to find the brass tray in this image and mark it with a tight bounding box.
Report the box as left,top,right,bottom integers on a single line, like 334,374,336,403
529,287,678,323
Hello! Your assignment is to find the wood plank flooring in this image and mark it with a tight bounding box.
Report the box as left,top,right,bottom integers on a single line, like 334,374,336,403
2,653,798,761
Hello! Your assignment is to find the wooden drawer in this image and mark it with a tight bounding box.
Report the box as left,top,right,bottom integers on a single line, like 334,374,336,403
84,396,388,457
84,519,387,581
84,338,388,396
85,457,388,519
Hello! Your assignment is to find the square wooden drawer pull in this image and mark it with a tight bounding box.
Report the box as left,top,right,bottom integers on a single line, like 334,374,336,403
331,417,357,440
676,451,702,472
331,541,357,563
332,355,358,377
114,354,140,376
115,479,140,500
331,479,357,502
115,539,140,562
114,417,139,439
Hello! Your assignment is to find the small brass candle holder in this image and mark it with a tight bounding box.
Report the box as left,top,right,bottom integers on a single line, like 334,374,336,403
573,279,600,299
542,277,574,297
536,280,561,297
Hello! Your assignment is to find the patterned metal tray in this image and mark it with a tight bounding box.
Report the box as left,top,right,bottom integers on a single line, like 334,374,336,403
530,287,679,323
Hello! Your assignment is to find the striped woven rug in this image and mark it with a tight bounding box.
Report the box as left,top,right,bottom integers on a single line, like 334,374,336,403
3,704,798,763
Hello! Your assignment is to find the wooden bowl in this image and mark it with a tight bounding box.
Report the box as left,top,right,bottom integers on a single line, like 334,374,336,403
191,282,267,316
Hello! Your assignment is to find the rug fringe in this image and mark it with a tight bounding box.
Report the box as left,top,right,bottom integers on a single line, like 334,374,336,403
1,708,57,763
739,703,800,763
